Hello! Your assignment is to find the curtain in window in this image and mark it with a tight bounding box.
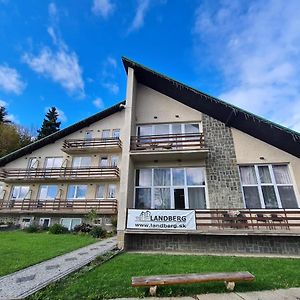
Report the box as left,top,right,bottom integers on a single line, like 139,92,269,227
154,188,171,209
273,165,291,184
240,166,257,184
188,187,206,209
258,166,271,183
136,169,152,186
154,169,170,186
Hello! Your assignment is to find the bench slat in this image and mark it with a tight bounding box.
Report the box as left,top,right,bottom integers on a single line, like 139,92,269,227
132,272,255,287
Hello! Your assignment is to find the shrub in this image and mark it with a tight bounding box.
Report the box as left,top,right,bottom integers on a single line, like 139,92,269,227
73,223,92,233
49,223,69,234
24,224,40,233
89,226,107,238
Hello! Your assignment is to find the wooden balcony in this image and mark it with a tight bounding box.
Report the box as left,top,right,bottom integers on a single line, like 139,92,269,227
130,133,208,161
0,166,120,183
62,138,122,154
0,198,118,214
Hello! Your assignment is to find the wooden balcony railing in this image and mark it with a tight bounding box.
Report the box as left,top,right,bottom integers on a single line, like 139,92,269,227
62,138,122,153
0,166,120,182
0,198,118,214
195,208,300,231
130,133,206,152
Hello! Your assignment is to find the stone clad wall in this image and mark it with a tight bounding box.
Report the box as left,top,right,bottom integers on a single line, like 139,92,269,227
125,234,300,256
202,114,244,208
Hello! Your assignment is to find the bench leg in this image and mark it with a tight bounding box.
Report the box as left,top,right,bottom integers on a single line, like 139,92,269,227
149,286,157,296
224,281,235,291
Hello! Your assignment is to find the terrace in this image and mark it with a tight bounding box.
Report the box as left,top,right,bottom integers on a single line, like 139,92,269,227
0,166,120,182
0,198,118,214
62,137,122,154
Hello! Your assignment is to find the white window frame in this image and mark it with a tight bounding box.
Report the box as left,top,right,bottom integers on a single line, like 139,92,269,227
84,130,93,140
38,185,58,201
112,129,120,138
67,185,87,200
108,184,117,199
28,157,38,169
72,156,91,168
96,184,106,199
99,157,108,167
39,218,51,227
239,164,298,209
10,186,30,201
111,155,119,167
44,157,63,168
60,218,82,230
134,167,208,209
102,129,110,139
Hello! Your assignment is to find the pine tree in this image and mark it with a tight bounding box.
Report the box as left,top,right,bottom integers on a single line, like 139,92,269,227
37,107,61,140
0,106,12,124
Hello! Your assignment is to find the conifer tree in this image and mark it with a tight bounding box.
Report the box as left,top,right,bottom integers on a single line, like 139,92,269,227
0,105,12,124
37,107,61,140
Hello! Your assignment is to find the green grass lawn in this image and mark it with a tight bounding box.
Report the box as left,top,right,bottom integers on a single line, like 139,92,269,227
0,230,96,276
29,252,300,300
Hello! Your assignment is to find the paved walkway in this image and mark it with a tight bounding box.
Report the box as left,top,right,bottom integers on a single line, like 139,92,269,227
113,288,300,300
0,236,117,299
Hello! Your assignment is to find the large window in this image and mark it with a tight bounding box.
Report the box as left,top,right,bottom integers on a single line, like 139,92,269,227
135,167,207,209
137,123,201,136
60,218,81,230
11,186,30,200
44,157,63,168
38,185,58,200
240,164,298,209
67,185,87,200
72,156,91,168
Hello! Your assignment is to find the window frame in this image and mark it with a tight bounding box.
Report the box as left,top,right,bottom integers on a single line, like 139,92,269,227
239,164,298,209
38,185,59,201
44,157,63,169
112,129,120,139
72,156,92,168
134,167,208,210
67,184,88,200
10,185,30,201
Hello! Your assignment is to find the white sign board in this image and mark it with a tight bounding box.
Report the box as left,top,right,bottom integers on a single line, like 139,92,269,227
127,209,196,230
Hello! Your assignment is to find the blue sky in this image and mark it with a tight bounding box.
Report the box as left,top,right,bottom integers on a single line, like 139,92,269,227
0,0,300,133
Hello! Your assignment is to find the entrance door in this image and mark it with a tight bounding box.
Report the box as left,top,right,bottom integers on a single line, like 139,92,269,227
174,188,185,209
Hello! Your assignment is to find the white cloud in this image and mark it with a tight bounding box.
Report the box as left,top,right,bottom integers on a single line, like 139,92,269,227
93,97,104,109
0,65,25,95
102,82,119,94
193,0,300,132
128,0,150,33
48,2,58,19
92,0,115,18
0,99,7,107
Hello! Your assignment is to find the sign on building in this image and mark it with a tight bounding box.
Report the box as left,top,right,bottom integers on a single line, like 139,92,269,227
127,209,196,230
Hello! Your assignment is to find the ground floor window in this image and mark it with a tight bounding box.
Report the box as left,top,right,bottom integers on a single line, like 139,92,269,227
39,218,51,227
239,164,298,209
60,218,81,230
135,167,207,209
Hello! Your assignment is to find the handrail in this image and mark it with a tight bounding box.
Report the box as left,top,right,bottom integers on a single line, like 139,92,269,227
0,166,120,181
0,198,118,213
62,137,122,149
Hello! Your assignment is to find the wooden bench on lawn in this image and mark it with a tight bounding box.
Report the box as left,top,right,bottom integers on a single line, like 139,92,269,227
132,271,255,296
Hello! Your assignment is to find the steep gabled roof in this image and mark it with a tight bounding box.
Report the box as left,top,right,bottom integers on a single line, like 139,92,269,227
122,57,300,158
0,101,125,167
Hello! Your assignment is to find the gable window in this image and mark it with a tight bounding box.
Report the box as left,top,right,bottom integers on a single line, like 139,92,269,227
11,186,30,200
67,185,87,200
45,157,63,168
102,130,110,139
112,129,120,138
38,185,58,200
239,164,298,209
28,158,38,169
72,156,91,168
135,167,207,210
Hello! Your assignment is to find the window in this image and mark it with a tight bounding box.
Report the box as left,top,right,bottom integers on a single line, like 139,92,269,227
67,185,87,200
84,130,93,140
72,156,91,168
111,155,119,167
112,129,120,138
39,218,51,227
60,218,81,230
240,164,298,209
11,186,30,200
28,158,38,169
45,157,63,168
96,184,105,199
38,185,58,200
108,184,116,198
102,130,110,139
134,167,207,209
100,157,108,167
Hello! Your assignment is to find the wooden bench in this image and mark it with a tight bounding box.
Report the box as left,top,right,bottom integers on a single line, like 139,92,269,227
132,271,255,296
